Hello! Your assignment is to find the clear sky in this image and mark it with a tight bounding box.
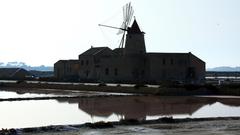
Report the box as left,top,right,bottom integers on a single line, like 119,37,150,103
0,0,239,68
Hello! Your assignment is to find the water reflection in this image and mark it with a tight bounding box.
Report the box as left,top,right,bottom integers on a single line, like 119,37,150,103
78,96,208,120
58,96,240,120
1,90,240,128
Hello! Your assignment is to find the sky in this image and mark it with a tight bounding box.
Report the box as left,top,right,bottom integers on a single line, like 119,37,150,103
0,0,240,68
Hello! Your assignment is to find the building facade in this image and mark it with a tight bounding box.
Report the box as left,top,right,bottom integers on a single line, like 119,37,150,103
54,20,205,84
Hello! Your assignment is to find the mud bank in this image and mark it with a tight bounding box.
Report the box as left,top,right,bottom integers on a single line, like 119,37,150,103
1,81,240,96
1,117,240,135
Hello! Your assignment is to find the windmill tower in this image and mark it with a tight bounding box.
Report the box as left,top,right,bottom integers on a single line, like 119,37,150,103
124,18,146,56
99,2,146,55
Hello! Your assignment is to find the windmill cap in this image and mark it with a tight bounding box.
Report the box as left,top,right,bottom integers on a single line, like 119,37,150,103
128,19,144,34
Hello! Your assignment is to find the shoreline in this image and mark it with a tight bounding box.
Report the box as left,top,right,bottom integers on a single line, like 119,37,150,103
1,80,240,96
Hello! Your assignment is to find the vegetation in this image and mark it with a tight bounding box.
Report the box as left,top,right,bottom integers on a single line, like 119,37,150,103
119,119,140,125
85,121,114,128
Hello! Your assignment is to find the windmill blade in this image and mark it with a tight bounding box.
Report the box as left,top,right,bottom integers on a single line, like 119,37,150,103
117,22,125,35
116,2,134,48
123,3,133,26
124,3,129,25
126,3,131,22
123,3,129,22
126,10,133,26
129,4,134,24
125,2,134,27
122,6,126,26
117,2,134,48
117,2,133,35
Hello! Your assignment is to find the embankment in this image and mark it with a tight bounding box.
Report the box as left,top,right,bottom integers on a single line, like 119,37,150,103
1,81,240,96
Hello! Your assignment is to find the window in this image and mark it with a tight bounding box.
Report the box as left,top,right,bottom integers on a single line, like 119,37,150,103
68,66,71,72
178,60,182,65
86,60,89,65
143,59,146,65
162,58,166,65
95,59,100,63
81,60,84,65
141,70,145,76
105,68,109,75
114,68,118,76
170,58,174,65
85,70,89,77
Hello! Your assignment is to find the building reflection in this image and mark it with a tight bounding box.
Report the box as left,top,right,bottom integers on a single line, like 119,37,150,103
213,97,240,107
57,95,240,120
77,96,216,120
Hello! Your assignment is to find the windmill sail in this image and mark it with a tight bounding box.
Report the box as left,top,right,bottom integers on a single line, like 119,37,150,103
98,2,134,49
117,2,134,35
118,2,134,48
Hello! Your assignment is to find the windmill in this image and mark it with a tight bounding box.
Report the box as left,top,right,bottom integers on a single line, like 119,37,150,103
99,2,134,48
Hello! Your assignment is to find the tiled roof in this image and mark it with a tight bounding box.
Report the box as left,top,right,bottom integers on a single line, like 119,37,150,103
81,47,111,56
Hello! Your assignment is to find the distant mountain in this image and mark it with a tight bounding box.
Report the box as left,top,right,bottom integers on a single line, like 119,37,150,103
1,62,239,72
207,66,240,72
0,62,53,71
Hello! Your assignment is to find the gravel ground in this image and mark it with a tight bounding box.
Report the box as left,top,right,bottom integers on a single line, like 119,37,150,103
21,119,240,135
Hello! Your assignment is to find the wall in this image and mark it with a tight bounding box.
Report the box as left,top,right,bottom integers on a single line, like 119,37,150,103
147,53,190,83
97,55,148,83
54,60,80,80
54,51,205,84
189,53,206,84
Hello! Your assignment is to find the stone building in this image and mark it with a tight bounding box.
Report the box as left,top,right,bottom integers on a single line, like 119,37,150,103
54,19,205,84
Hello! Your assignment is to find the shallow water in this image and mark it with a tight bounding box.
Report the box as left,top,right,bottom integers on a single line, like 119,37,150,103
1,91,240,128
0,91,59,99
0,100,121,128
